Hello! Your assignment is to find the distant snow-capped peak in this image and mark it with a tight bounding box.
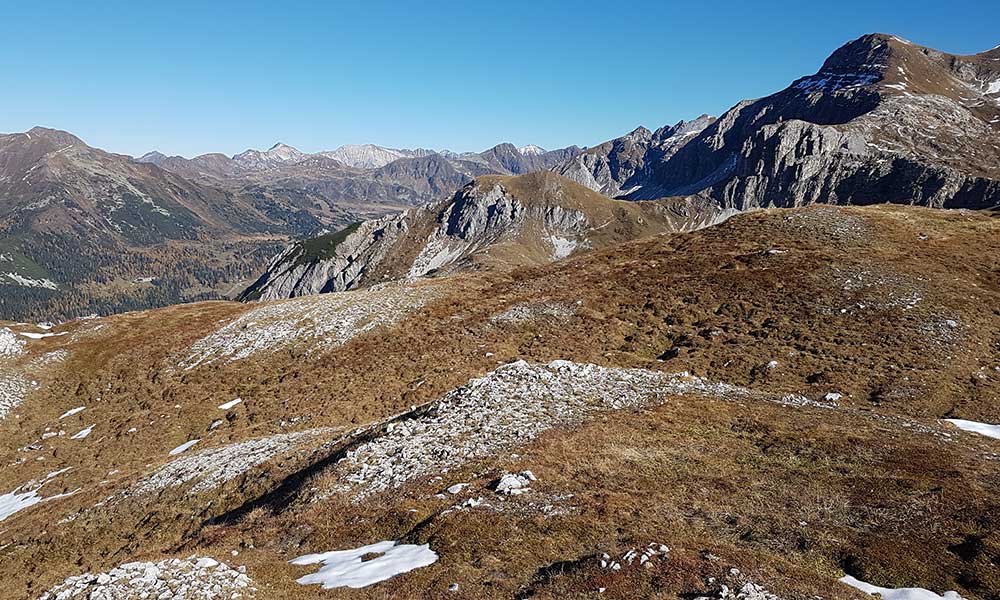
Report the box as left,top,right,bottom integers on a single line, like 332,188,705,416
518,144,546,156
231,142,307,169
318,144,409,169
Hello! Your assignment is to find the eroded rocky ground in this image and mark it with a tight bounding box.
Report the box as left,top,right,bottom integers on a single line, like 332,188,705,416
1,205,998,599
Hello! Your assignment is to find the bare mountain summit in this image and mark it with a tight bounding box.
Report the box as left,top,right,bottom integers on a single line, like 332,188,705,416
558,34,1000,210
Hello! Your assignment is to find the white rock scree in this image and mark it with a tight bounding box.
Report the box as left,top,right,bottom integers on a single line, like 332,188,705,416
37,556,254,600
327,359,825,500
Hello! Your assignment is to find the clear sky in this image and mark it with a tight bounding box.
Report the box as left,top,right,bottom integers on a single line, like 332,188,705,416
5,0,998,158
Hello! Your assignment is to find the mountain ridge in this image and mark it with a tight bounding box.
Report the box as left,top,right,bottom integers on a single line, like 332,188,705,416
556,34,1000,211
237,171,732,301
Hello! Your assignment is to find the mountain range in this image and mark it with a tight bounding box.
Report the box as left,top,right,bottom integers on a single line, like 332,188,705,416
241,34,1000,303
0,130,580,320
1,33,999,322
560,34,1000,208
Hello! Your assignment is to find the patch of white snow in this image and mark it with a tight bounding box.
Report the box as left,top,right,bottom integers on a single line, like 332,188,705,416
840,575,965,600
291,541,438,589
170,439,200,455
945,418,1000,440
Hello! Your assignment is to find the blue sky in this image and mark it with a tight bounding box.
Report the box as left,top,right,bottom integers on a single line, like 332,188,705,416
4,0,998,157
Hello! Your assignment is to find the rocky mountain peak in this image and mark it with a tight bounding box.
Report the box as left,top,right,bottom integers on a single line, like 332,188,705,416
625,126,653,140
137,150,168,164
17,126,85,149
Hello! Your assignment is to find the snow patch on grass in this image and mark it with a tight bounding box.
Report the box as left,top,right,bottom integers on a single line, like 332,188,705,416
291,541,438,589
0,468,75,522
945,418,1000,440
840,575,965,600
70,425,94,440
169,439,200,455
59,406,86,419
218,398,242,410
19,331,67,340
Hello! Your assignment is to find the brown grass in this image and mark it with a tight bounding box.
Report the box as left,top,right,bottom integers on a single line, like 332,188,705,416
1,204,999,599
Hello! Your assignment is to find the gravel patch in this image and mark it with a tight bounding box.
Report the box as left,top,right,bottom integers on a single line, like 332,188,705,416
0,373,32,421
778,207,873,244
325,360,826,501
0,327,31,421
182,283,436,369
490,301,578,324
38,556,254,600
122,428,334,497
0,327,25,357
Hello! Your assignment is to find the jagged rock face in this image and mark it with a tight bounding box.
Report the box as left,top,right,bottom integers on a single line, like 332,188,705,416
239,213,414,301
555,116,716,198
241,180,539,301
553,35,1000,211
614,34,1000,210
238,172,725,302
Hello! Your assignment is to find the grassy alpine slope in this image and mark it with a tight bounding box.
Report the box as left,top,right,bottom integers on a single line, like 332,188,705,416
0,204,998,599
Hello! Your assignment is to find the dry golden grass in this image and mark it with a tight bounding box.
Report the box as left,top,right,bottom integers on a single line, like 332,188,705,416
1,204,998,599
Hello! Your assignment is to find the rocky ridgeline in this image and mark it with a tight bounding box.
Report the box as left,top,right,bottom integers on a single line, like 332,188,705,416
183,282,437,368
38,557,254,600
238,172,720,303
555,115,716,198
122,428,333,498
239,178,597,301
558,35,1000,211
325,360,826,501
